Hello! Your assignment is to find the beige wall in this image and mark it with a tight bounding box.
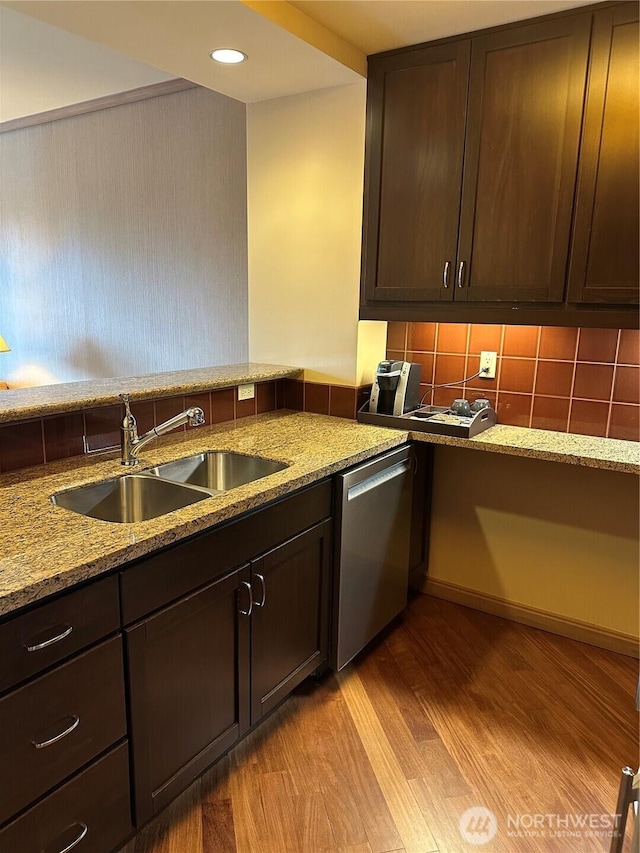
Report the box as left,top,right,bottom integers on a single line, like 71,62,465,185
426,446,640,639
247,81,386,386
0,87,248,385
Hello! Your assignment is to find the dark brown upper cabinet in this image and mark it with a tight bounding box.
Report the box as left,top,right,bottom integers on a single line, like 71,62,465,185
458,15,590,303
568,4,639,305
360,2,639,327
363,14,590,307
362,40,471,302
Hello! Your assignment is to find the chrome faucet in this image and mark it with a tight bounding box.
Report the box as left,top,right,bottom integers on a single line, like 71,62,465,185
120,393,205,466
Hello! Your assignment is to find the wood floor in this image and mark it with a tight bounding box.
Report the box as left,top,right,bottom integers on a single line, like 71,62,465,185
119,594,639,853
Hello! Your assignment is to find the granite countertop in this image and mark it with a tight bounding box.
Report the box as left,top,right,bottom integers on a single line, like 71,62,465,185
409,424,640,474
0,363,302,423
0,412,408,616
0,411,637,618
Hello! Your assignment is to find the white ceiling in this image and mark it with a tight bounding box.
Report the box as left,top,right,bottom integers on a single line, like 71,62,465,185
289,0,603,55
1,1,362,117
1,0,601,121
0,8,175,122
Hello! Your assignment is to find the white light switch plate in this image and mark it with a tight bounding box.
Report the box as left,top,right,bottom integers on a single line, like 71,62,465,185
237,383,255,401
479,351,497,379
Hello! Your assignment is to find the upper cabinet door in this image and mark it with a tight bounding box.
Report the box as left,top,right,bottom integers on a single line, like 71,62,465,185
457,15,591,303
568,4,639,305
363,41,471,302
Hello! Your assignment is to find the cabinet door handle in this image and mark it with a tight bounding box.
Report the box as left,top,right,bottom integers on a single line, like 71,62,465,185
25,624,73,652
457,261,466,288
442,261,451,288
32,714,80,749
253,574,266,607
49,822,88,853
238,581,253,617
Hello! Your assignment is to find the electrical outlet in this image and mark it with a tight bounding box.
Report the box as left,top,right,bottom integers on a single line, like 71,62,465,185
479,351,497,379
237,383,255,401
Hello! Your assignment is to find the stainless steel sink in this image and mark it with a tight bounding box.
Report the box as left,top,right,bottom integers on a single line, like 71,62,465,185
51,474,210,523
147,451,288,492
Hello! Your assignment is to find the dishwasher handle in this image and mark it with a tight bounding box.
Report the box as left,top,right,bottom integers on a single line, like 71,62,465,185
346,458,411,501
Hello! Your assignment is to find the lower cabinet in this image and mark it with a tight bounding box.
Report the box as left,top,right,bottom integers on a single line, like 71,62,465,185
0,577,130,853
126,568,250,826
0,636,127,826
0,736,131,853
1,463,417,848
123,484,333,827
250,521,331,725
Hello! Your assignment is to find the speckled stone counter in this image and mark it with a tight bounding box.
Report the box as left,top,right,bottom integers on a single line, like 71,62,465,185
0,411,637,618
409,424,640,474
0,412,407,616
0,363,302,423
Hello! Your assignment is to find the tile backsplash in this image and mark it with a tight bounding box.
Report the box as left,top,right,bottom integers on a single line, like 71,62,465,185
0,382,283,474
0,379,372,475
387,323,639,441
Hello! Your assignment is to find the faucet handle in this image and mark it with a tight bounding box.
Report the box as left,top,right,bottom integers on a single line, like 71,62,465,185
187,407,206,427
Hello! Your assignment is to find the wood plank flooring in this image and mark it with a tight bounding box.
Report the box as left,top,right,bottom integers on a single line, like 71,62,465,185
119,594,639,853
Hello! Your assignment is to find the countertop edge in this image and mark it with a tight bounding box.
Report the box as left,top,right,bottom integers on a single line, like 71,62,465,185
408,426,640,474
0,363,303,423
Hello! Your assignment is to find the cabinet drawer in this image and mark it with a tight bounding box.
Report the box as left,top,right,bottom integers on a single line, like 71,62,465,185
0,635,126,825
121,478,332,623
0,575,120,694
0,741,132,853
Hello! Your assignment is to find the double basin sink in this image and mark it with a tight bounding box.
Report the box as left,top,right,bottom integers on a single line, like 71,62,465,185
51,452,289,524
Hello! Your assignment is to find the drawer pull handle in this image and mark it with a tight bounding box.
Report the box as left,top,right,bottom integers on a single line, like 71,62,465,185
25,624,73,652
32,714,80,749
50,822,88,853
238,581,253,617
254,573,266,607
457,261,466,288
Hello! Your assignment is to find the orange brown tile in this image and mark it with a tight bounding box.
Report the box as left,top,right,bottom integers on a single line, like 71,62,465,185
435,323,468,354
499,358,536,394
569,400,610,437
386,322,407,351
577,328,619,364
304,383,330,416
407,352,434,386
468,324,503,354
534,361,574,398
502,325,539,358
531,397,570,432
608,404,639,442
434,354,467,387
496,393,532,427
407,322,436,352
538,327,578,361
572,363,615,401
617,330,640,366
329,386,357,420
612,366,640,405
256,381,277,415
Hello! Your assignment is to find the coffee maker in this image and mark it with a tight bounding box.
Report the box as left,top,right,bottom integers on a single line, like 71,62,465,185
368,360,421,416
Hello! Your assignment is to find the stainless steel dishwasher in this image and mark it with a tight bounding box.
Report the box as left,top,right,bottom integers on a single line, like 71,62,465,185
332,445,414,671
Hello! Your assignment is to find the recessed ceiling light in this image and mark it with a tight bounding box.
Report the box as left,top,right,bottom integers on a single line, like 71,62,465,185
209,48,247,65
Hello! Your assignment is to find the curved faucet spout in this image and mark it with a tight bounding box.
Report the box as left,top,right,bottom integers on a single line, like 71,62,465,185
120,394,205,466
